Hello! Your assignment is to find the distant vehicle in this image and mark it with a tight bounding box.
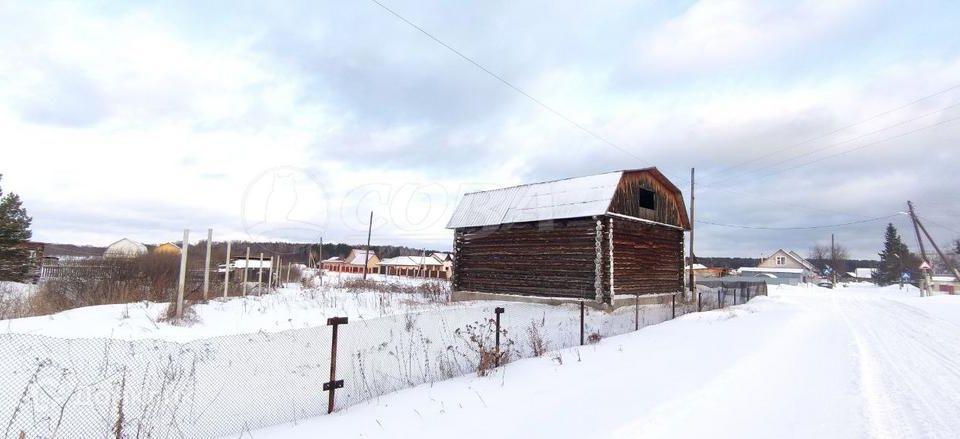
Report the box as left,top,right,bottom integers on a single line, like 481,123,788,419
817,280,834,289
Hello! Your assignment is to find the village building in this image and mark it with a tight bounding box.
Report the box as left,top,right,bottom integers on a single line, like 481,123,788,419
741,249,817,284
849,267,877,282
320,249,379,273
103,238,148,258
379,254,449,278
931,275,959,294
447,168,689,305
228,256,273,278
685,263,729,279
152,242,182,256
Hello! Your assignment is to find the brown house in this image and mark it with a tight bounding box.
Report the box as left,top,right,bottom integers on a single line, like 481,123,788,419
447,168,690,304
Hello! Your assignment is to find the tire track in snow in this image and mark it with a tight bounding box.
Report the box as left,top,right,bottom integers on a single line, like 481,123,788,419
837,297,960,439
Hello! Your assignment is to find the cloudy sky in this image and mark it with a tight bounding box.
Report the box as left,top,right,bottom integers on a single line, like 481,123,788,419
1,0,959,259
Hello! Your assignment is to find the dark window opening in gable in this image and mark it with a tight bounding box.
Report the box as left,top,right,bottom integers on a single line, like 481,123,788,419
638,188,656,210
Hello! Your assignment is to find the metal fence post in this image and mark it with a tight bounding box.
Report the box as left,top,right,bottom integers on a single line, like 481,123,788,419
717,290,722,309
580,301,586,345
671,294,676,319
697,292,702,312
634,293,639,330
325,316,348,414
494,307,505,367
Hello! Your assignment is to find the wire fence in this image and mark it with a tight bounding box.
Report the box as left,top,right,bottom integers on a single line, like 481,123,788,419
0,284,765,438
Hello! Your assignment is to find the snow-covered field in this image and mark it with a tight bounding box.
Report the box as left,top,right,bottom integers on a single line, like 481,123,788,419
0,273,452,341
237,283,960,439
0,273,677,438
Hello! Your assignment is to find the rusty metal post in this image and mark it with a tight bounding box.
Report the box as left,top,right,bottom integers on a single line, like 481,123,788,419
671,294,676,319
717,290,722,309
634,293,639,330
580,301,585,345
734,287,738,305
494,307,504,367
325,316,348,414
697,293,702,312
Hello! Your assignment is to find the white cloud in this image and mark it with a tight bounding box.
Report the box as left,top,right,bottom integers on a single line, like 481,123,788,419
638,0,866,72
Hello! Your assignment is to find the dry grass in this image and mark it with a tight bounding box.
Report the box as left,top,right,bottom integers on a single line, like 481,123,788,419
6,254,207,319
454,318,514,377
339,278,451,303
526,317,548,357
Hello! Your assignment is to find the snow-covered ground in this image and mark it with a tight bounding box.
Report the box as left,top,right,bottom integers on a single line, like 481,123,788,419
236,283,960,439
0,273,452,341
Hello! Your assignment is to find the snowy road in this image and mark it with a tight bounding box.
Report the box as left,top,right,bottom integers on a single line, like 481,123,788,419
236,285,960,439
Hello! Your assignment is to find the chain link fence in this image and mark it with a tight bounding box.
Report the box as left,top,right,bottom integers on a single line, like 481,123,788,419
0,284,762,438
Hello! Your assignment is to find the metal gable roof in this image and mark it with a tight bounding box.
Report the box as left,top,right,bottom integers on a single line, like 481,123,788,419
446,171,624,229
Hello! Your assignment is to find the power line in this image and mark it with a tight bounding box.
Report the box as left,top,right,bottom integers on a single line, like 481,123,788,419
368,0,648,167
697,214,901,230
917,215,960,236
703,101,960,188
701,82,960,183
760,114,960,177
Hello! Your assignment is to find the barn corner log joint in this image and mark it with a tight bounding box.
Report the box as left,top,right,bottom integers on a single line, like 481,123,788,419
447,168,690,305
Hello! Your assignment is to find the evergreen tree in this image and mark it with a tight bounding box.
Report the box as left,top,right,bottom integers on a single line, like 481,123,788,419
874,223,919,286
0,175,33,281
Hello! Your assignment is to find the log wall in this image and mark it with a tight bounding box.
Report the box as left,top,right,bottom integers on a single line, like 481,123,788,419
609,217,684,296
453,215,684,301
453,218,599,299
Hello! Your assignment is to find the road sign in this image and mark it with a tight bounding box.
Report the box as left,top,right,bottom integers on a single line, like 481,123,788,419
919,261,932,270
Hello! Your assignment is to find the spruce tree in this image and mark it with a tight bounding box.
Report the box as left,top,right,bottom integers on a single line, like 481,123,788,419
874,223,919,286
0,175,33,281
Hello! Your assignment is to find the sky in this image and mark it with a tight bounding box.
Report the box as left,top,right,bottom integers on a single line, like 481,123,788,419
1,0,959,259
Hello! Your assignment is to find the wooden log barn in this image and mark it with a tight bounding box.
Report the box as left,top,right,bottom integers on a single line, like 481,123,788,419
446,168,690,305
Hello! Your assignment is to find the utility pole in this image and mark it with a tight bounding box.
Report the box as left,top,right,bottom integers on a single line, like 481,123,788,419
176,229,189,318
831,233,837,285
223,241,231,298
913,208,960,281
203,228,212,301
907,201,931,296
689,168,696,301
319,237,324,286
363,211,373,280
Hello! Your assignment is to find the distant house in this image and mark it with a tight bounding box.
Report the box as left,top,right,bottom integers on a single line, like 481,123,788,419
152,242,182,256
931,275,959,295
226,256,274,280
432,252,454,277
737,267,807,285
751,249,817,282
321,249,379,273
379,254,448,278
851,268,877,282
686,263,728,278
103,238,148,258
